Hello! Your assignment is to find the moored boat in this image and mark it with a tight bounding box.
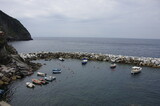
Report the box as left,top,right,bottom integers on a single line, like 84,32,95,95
59,57,64,61
52,68,61,74
27,71,34,76
39,78,49,84
26,82,35,88
32,79,42,85
110,63,116,69
44,76,56,82
0,89,4,95
82,58,88,65
131,66,142,74
37,72,46,77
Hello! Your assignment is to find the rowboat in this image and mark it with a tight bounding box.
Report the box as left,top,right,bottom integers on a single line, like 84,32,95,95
131,66,142,74
44,76,56,82
82,58,88,65
0,89,4,95
26,82,35,88
37,72,46,77
52,69,61,74
110,63,116,69
32,79,42,85
39,78,49,84
59,57,64,61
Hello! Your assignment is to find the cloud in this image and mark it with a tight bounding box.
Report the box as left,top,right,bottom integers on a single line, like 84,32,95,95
1,0,159,21
0,0,160,38
1,0,118,19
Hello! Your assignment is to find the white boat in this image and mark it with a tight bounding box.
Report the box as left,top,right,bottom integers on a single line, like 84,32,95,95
59,57,64,61
44,76,56,82
37,72,46,77
131,66,142,74
110,63,116,68
26,82,35,88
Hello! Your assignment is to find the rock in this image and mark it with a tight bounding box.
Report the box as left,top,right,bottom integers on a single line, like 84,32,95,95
19,52,160,68
11,76,17,80
0,73,4,78
0,10,32,41
1,76,10,82
3,81,9,85
0,101,11,106
0,80,4,85
16,75,21,79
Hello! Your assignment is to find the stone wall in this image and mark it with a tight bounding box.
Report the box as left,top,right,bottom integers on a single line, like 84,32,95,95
20,51,160,68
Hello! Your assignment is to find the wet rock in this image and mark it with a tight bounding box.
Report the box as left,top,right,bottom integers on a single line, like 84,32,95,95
11,76,17,80
0,73,4,78
1,76,10,83
0,80,4,85
3,82,9,85
16,75,21,79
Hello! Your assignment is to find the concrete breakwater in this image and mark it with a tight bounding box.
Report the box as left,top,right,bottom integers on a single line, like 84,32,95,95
19,52,160,68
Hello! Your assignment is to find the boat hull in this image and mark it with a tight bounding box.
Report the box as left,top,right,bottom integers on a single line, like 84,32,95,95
82,58,88,65
110,64,116,69
32,79,42,85
82,62,87,65
44,76,56,82
26,82,35,88
131,67,142,74
52,69,61,74
131,70,141,74
37,72,46,77
110,65,116,69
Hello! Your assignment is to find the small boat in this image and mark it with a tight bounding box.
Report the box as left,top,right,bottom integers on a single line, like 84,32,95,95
39,78,49,84
110,63,116,69
26,82,35,88
131,66,142,74
27,71,34,76
0,89,4,95
32,79,42,85
59,57,64,61
52,68,61,74
44,76,56,82
82,58,88,65
37,72,46,77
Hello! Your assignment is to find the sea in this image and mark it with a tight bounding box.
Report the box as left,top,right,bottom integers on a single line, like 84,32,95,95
3,37,160,106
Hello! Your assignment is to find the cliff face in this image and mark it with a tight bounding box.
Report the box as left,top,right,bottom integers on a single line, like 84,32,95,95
0,10,32,41
0,11,41,86
0,31,41,86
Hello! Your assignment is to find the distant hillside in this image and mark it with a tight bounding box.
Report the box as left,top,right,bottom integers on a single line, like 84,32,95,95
0,10,32,41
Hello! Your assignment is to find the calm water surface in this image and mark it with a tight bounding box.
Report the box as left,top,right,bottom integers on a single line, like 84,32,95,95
9,37,160,58
4,37,160,106
4,59,160,106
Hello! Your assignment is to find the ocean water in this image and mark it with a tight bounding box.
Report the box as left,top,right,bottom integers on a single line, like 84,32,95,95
4,37,160,106
9,37,160,58
5,59,160,106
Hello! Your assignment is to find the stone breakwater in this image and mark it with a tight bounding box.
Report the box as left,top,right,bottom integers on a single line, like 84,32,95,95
20,52,160,68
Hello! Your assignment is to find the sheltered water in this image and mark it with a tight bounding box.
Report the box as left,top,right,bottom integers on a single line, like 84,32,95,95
4,59,160,106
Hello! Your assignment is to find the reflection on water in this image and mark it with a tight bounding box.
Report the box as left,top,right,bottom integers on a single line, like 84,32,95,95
3,59,160,106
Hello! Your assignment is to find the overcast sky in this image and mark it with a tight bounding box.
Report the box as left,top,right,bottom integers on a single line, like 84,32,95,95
0,0,160,39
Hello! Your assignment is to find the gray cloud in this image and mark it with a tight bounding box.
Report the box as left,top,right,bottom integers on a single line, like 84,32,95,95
0,0,160,39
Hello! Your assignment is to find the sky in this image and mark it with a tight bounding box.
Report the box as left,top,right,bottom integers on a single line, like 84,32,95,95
0,0,160,39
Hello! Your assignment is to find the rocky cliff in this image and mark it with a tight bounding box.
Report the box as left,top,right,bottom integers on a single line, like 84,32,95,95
0,29,40,87
0,10,32,41
0,32,41,86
